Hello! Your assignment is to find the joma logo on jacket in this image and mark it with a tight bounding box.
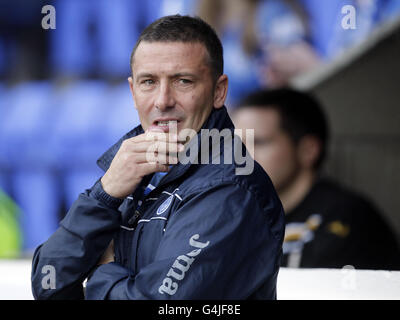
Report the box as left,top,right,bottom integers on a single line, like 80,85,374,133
159,234,210,295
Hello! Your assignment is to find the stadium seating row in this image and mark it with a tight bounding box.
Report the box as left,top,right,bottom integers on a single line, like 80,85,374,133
0,81,140,251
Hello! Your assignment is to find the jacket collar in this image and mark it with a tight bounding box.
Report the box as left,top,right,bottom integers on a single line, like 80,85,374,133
97,105,234,184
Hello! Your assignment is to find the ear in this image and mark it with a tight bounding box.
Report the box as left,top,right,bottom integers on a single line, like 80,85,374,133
213,74,228,109
297,135,322,169
127,76,137,109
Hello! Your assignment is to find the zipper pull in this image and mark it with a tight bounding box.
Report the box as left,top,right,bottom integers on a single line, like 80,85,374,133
128,210,141,227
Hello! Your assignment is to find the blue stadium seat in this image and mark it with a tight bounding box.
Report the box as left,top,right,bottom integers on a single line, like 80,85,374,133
222,31,263,107
49,0,95,76
0,82,57,168
0,83,5,158
0,175,7,194
102,83,141,145
12,169,60,253
382,0,400,19
0,82,60,251
60,82,140,207
299,0,343,58
0,84,9,193
96,0,140,77
142,0,197,25
49,0,143,77
51,81,109,208
62,169,102,209
51,81,109,167
0,40,4,76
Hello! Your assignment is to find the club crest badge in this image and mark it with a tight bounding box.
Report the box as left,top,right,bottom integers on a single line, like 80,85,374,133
157,195,173,215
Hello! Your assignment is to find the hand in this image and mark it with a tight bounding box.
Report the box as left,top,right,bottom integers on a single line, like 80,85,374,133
98,240,115,265
260,41,321,87
101,129,184,199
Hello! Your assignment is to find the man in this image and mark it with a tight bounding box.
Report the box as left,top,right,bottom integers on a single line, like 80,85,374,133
232,88,400,270
31,15,285,299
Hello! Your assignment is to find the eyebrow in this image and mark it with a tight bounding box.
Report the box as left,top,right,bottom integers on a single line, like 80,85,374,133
135,72,198,80
172,72,197,78
135,73,154,80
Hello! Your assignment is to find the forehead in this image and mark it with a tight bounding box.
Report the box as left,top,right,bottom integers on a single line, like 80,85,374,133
234,107,282,134
132,41,210,75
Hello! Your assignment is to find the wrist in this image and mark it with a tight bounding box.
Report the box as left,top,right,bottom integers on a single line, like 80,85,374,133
89,179,124,209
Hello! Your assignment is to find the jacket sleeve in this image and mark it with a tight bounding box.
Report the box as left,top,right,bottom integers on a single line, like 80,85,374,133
85,182,285,300
31,181,122,300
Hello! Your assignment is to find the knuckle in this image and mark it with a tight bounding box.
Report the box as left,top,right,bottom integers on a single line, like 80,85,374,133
121,152,131,162
120,139,129,149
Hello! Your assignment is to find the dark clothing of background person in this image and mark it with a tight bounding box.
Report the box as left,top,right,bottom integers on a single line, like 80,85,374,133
282,178,400,270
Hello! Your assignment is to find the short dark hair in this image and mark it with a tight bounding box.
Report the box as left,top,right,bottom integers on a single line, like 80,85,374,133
130,15,223,81
237,88,329,169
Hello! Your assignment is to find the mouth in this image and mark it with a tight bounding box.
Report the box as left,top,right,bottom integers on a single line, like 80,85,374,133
149,119,182,133
155,120,179,126
153,119,181,127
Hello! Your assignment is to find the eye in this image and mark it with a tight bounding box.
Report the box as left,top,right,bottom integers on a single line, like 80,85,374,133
254,138,271,146
142,79,155,85
178,78,193,85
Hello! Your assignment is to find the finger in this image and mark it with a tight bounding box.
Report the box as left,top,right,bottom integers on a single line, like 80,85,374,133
138,162,170,176
123,131,170,145
144,150,179,165
123,131,183,147
145,131,187,143
131,151,178,165
127,140,184,154
123,152,178,165
152,141,184,154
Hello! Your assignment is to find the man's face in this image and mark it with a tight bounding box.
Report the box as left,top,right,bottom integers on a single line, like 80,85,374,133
129,41,226,136
232,107,300,192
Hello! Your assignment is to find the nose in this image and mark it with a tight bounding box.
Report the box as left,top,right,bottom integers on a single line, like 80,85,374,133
155,81,175,111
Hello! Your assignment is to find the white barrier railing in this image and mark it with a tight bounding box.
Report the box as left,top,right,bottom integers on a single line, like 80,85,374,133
0,260,399,300
277,266,400,299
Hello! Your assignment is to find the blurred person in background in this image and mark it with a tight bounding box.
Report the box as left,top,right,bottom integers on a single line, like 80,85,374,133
0,189,22,258
232,88,400,270
253,0,321,88
197,0,321,105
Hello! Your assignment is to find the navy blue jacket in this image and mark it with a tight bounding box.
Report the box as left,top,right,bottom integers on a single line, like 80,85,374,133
31,106,285,300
